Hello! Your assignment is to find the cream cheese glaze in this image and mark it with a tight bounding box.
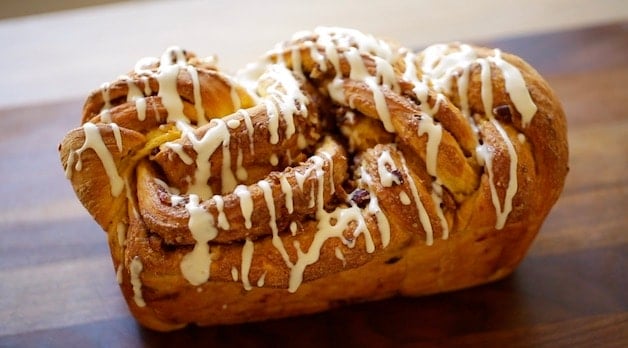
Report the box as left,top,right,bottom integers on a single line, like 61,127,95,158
66,27,542,299
129,256,146,307
180,194,216,285
415,43,537,229
65,122,125,197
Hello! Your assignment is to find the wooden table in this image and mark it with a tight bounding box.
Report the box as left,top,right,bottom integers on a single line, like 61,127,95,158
1,22,626,347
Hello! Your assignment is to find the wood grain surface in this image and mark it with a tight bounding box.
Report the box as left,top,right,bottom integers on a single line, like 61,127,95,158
0,22,626,347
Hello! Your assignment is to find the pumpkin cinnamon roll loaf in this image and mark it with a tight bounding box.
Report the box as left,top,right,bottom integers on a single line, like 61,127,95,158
59,27,568,331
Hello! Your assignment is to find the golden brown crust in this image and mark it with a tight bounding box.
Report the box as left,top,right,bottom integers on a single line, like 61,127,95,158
59,28,568,331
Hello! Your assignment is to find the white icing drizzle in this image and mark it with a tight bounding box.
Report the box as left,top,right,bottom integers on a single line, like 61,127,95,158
116,264,123,284
264,98,280,144
120,47,207,128
367,80,393,133
285,27,400,133
479,59,494,118
134,56,158,75
123,76,144,101
417,116,442,178
518,133,526,143
416,116,449,238
124,175,139,220
116,222,127,247
421,44,476,95
213,194,230,230
374,56,401,93
401,53,451,240
100,82,112,111
227,119,241,129
157,47,188,124
294,159,319,190
398,154,435,245
310,42,328,71
156,54,255,196
319,150,335,195
477,120,519,230
477,60,519,230
99,109,112,124
268,64,309,141
360,166,391,248
153,178,184,208
416,43,537,230
290,46,305,79
149,59,246,198
164,143,194,165
235,147,248,181
368,189,391,248
279,175,294,214
399,191,411,205
313,27,394,61
326,78,345,103
135,98,147,121
376,150,402,187
237,109,255,155
110,123,123,153
140,76,152,95
256,272,267,287
129,256,146,307
171,195,185,206
287,154,378,292
289,221,298,235
269,153,279,166
457,64,473,120
180,194,216,285
320,33,342,75
416,45,478,135
402,51,433,112
176,118,236,198
420,44,534,119
186,65,206,125
120,74,148,122
334,246,347,267
234,185,254,229
66,122,124,197
290,204,374,293
430,181,449,240
308,185,316,208
231,266,239,281
345,48,370,81
241,238,254,291
488,50,538,127
348,48,396,132
258,180,294,268
220,127,237,193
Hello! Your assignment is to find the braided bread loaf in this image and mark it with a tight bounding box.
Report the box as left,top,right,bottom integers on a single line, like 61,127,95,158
59,27,568,331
